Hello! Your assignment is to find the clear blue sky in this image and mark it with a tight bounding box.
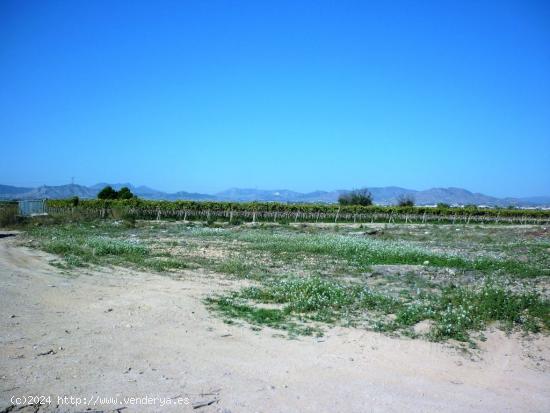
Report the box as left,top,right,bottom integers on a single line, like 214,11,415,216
1,0,549,197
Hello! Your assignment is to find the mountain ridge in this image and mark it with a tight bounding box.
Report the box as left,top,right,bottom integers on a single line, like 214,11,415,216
1,183,549,207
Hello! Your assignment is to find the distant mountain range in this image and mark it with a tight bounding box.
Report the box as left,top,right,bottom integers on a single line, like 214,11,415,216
1,183,549,207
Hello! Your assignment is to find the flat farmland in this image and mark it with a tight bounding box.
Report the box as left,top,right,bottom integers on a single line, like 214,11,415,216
1,220,549,412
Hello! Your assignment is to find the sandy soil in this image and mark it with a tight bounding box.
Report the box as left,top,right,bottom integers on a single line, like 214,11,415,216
1,232,549,413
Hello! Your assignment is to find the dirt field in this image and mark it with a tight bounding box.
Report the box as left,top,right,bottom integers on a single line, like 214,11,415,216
1,231,549,412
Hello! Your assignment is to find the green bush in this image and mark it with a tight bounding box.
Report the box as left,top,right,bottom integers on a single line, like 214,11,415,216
338,188,373,206
98,186,118,200
0,203,18,227
118,187,134,199
397,194,415,207
98,186,135,200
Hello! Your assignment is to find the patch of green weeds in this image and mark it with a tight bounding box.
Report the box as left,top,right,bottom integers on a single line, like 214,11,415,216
216,258,252,277
209,276,549,341
235,230,540,277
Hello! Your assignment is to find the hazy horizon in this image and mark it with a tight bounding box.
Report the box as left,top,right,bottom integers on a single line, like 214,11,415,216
1,1,549,197
2,180,550,200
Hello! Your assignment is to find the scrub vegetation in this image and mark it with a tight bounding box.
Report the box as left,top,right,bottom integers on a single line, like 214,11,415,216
20,217,550,344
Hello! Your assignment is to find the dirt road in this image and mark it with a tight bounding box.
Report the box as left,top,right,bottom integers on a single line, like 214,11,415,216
1,233,549,412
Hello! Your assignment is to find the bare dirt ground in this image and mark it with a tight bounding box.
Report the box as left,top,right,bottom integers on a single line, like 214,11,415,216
1,232,549,413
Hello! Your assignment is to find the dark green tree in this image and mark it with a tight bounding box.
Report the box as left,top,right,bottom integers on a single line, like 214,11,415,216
69,196,80,206
338,188,373,206
118,187,134,199
98,186,118,200
396,194,415,207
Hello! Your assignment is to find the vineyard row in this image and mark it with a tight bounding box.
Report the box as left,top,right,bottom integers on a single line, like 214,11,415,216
46,199,550,225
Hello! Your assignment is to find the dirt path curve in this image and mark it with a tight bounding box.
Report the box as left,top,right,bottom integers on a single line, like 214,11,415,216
1,233,549,412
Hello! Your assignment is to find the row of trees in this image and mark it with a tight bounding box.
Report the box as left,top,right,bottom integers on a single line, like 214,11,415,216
338,188,415,207
97,185,413,206
69,186,523,211
97,186,135,200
